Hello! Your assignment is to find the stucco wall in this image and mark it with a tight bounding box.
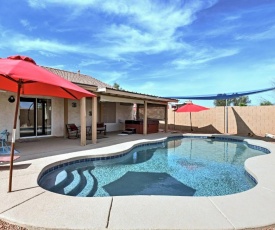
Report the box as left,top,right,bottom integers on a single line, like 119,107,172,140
0,92,17,140
165,106,275,136
115,102,134,131
52,98,64,136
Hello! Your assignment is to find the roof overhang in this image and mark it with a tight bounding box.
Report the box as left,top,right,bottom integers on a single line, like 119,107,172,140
99,88,177,104
77,83,177,104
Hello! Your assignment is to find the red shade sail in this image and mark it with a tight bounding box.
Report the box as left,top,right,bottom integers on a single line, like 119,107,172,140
0,55,96,192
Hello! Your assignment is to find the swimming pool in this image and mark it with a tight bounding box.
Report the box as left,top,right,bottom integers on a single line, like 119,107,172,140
38,136,269,197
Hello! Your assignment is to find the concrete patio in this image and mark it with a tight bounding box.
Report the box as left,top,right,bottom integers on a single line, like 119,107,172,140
0,132,275,230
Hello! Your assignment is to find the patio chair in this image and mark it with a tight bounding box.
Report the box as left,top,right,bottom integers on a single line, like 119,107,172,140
97,122,106,135
66,124,80,139
0,129,10,153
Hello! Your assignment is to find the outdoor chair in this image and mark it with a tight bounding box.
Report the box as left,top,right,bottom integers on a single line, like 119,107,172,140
66,124,80,139
0,129,10,153
97,122,107,135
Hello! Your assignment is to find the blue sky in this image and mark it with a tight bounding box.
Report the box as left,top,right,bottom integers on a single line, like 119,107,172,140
1,0,275,107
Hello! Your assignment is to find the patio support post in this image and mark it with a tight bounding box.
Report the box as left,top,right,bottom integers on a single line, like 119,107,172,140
92,96,97,144
143,101,148,135
80,97,86,146
225,99,228,134
164,103,168,133
64,98,68,138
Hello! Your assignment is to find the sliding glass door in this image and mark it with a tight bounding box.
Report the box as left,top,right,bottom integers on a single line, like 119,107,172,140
20,98,52,137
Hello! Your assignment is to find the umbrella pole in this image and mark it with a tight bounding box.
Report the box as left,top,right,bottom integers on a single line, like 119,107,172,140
190,112,193,132
8,81,21,192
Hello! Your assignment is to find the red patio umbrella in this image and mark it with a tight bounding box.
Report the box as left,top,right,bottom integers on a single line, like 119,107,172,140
0,55,96,192
176,102,209,132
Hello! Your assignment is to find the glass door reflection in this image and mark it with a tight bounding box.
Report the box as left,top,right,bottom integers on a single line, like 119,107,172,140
20,98,52,137
20,98,36,137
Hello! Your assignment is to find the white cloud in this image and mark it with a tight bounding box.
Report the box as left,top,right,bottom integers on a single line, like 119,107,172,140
91,70,128,85
235,25,275,41
95,24,189,58
48,64,65,69
14,37,83,54
26,0,219,58
79,59,104,67
0,31,96,57
27,0,46,8
97,0,218,56
20,19,37,31
171,48,239,69
224,15,241,21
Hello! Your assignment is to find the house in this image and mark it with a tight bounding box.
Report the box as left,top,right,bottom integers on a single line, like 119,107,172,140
0,67,177,145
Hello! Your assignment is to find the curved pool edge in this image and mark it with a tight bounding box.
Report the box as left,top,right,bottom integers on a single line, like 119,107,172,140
38,133,270,188
0,133,275,230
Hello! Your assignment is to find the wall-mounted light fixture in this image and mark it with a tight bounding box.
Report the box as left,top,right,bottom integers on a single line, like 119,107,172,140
72,102,77,108
88,111,92,116
8,96,15,103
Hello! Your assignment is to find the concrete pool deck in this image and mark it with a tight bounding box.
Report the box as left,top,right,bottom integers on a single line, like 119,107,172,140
0,133,275,229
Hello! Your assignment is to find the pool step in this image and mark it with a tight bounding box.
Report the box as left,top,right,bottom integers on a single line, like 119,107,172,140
76,169,97,197
44,166,98,197
63,169,82,195
66,168,90,196
50,169,75,194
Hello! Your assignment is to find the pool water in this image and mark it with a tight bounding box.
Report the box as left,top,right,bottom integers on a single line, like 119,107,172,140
39,137,267,197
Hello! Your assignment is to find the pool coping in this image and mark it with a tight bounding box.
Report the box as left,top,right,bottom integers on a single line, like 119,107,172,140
0,133,275,230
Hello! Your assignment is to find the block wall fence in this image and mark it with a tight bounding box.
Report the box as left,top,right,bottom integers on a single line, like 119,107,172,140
161,106,275,136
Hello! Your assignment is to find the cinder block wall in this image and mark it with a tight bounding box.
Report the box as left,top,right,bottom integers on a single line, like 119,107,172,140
165,106,275,136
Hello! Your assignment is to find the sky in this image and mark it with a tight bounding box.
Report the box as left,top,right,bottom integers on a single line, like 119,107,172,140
1,0,275,107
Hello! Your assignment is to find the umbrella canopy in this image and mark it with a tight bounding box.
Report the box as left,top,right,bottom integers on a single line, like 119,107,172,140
0,55,94,99
176,102,209,131
176,102,209,113
0,55,96,192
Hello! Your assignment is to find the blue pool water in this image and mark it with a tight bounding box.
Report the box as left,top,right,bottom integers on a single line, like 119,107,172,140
39,137,269,197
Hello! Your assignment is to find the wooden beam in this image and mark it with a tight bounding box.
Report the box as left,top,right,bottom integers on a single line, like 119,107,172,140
164,103,168,133
64,99,68,138
92,96,97,144
80,97,86,146
143,101,148,135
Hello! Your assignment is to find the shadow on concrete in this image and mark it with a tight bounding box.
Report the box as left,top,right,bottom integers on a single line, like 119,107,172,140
170,124,221,134
0,163,32,170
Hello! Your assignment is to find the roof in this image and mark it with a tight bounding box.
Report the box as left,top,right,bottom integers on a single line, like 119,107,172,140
44,66,177,103
43,66,114,89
